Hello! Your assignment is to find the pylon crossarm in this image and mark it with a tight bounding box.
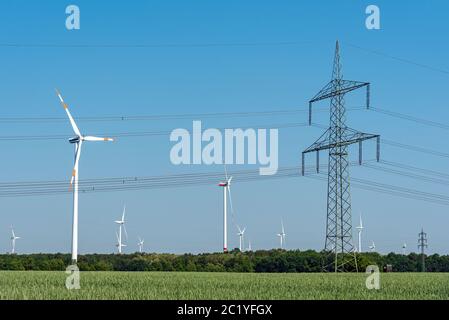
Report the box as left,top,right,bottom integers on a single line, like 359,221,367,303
303,130,379,154
309,80,369,103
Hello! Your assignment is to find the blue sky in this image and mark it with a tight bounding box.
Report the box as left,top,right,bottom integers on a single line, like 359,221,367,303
0,1,448,255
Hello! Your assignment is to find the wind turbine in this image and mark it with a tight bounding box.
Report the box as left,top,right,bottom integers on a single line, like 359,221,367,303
138,237,145,253
10,226,21,254
57,90,114,264
218,167,233,253
369,241,376,252
247,240,252,252
402,242,407,255
277,219,286,249
236,225,246,252
114,205,128,254
356,213,364,253
115,231,127,252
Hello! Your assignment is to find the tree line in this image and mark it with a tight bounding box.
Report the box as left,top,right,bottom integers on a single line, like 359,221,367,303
0,249,448,272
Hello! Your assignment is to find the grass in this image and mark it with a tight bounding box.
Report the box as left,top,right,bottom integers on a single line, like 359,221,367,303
0,271,448,300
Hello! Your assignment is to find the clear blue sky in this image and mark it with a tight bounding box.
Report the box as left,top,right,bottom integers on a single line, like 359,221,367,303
0,1,448,255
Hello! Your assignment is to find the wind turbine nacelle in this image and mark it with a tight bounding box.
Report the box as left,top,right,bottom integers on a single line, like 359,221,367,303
69,136,81,144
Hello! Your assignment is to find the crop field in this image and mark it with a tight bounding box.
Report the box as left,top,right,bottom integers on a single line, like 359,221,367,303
0,271,448,300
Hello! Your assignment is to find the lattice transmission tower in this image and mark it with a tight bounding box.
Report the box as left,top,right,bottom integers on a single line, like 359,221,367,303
418,228,428,272
302,41,381,272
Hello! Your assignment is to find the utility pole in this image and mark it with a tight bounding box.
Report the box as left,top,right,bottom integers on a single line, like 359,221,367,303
418,228,428,272
302,41,380,272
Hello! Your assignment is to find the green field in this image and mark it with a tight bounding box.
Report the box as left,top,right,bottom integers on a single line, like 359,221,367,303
0,271,448,300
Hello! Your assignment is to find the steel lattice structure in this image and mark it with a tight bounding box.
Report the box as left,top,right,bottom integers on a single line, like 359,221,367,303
302,41,380,272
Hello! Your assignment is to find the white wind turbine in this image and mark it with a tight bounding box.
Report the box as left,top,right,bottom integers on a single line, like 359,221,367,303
218,167,233,253
10,226,21,254
402,242,407,255
138,237,145,253
277,219,286,249
237,225,246,252
369,241,376,252
247,240,252,252
114,205,128,254
57,90,114,264
356,213,364,253
115,232,127,253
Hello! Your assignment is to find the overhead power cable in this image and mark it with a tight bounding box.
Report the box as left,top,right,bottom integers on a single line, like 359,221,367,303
0,107,366,124
370,107,449,131
0,122,310,141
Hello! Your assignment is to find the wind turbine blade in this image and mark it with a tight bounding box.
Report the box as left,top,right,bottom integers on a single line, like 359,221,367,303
281,219,285,234
11,228,15,238
123,224,128,239
224,164,229,180
71,142,82,185
242,227,246,234
56,89,81,136
115,231,119,243
122,205,126,222
83,136,114,142
227,185,234,215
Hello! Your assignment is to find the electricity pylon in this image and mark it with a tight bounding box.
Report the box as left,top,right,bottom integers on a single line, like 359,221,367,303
418,228,428,272
302,41,380,272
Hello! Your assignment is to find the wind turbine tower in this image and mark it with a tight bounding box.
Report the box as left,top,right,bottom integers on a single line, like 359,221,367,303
356,214,364,253
218,172,233,253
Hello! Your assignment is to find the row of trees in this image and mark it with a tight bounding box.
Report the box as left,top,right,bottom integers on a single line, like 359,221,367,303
0,250,448,272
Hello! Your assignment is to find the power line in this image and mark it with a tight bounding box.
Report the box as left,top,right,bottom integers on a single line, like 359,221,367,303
0,122,310,141
382,139,449,159
1,160,449,208
0,40,313,49
344,42,449,76
380,160,449,180
364,163,449,186
0,107,366,124
370,107,449,131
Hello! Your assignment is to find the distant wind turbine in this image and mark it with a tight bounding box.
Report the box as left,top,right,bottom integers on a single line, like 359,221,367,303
10,226,21,254
57,90,114,264
138,237,145,253
369,241,376,252
277,219,286,249
247,240,252,252
356,213,364,253
218,167,233,253
402,242,407,255
237,225,246,252
115,232,127,252
114,206,128,254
